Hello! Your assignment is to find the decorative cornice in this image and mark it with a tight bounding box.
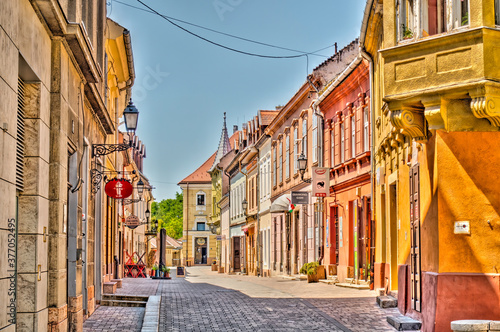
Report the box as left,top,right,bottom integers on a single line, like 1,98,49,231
471,96,500,127
389,106,427,141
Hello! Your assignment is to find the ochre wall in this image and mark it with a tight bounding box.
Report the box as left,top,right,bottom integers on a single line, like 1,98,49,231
436,131,500,274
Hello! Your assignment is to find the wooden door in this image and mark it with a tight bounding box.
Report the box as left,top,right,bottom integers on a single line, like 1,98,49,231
410,165,421,312
233,236,240,272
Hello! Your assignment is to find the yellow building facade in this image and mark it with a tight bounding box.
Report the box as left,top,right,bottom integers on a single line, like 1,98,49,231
178,155,217,266
362,0,500,330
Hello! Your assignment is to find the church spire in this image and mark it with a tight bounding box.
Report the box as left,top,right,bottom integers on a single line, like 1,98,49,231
209,112,232,172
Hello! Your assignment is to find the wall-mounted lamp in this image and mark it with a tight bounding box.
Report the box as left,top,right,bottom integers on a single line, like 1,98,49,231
242,199,248,215
90,100,140,194
297,153,311,183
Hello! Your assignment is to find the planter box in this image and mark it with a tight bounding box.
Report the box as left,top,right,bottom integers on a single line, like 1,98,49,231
211,264,218,271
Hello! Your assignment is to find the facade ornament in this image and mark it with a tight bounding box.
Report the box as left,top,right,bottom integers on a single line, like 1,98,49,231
471,96,500,127
389,106,427,141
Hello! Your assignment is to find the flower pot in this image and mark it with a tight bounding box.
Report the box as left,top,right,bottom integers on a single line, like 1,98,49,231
307,273,319,283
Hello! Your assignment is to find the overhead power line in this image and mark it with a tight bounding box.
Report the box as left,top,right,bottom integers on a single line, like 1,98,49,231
113,0,332,58
128,0,334,59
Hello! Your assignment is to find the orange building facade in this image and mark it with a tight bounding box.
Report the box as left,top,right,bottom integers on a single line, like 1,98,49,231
318,58,373,283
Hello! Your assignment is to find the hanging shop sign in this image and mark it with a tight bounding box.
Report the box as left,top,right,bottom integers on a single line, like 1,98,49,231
105,178,133,199
312,167,330,197
291,191,309,205
125,215,141,229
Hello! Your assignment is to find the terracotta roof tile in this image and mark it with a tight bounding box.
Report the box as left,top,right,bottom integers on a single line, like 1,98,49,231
259,110,279,126
178,152,216,185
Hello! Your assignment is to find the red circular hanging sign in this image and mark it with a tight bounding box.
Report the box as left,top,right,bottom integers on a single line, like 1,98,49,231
105,178,133,199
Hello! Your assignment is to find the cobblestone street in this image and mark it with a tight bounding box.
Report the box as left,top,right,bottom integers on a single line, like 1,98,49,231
83,267,405,332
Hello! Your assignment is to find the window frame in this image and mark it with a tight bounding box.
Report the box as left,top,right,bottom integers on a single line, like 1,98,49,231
363,107,369,152
302,117,308,157
278,139,283,184
294,127,299,174
312,114,318,163
351,113,356,159
197,193,205,206
340,122,345,163
285,134,290,179
273,145,277,187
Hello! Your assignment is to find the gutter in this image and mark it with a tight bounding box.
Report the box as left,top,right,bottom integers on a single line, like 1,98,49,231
122,29,136,101
359,0,375,48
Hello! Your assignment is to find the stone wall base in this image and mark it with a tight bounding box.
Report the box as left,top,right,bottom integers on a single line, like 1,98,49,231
68,295,83,332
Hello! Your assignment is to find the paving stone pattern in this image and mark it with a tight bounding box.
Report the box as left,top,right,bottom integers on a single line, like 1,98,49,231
310,298,400,332
158,277,396,332
83,306,145,332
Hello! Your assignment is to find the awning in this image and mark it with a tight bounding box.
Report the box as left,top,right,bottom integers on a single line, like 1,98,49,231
270,193,292,213
242,222,256,233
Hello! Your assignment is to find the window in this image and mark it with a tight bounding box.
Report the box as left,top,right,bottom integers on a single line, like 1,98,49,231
452,0,468,28
266,158,271,196
312,115,318,163
294,127,299,174
398,0,416,40
302,117,308,156
197,193,205,206
421,0,447,36
285,134,290,179
364,107,369,152
197,222,205,231
278,140,283,183
351,114,356,158
496,0,500,25
398,0,468,41
331,127,335,167
273,146,277,187
340,122,345,163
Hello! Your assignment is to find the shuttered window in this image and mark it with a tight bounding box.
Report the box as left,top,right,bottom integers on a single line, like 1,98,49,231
16,78,26,191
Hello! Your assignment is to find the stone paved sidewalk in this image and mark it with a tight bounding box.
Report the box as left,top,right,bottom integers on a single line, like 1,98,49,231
83,306,145,332
83,278,160,332
84,268,409,332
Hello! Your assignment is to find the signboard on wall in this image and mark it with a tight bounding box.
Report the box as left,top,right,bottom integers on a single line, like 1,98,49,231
312,167,329,197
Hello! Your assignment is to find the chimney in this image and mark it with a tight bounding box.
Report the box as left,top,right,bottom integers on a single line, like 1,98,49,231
233,125,238,134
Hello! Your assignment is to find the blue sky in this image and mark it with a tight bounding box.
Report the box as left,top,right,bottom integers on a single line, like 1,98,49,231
108,0,365,201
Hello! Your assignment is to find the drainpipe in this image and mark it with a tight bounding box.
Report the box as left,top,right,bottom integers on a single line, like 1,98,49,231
359,48,374,214
185,183,189,266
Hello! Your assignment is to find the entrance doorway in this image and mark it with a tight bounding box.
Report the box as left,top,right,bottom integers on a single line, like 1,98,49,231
232,236,241,272
195,237,207,264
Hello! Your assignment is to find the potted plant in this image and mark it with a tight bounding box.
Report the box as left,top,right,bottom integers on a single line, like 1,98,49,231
151,265,158,278
162,266,170,278
300,262,323,283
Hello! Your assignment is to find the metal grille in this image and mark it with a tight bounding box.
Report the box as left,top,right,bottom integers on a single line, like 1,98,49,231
16,78,26,191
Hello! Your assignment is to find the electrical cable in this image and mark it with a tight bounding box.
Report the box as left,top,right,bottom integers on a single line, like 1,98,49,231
112,0,333,58
135,0,331,59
